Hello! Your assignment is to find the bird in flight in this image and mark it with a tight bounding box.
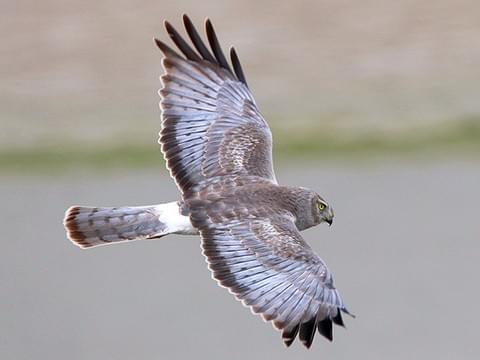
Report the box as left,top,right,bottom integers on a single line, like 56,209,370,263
64,14,352,349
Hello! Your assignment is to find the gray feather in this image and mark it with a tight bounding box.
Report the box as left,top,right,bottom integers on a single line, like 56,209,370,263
64,205,172,248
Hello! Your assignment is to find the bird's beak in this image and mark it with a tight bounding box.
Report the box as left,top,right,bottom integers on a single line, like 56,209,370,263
324,207,334,226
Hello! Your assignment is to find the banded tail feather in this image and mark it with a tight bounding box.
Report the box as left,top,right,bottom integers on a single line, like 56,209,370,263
63,201,196,248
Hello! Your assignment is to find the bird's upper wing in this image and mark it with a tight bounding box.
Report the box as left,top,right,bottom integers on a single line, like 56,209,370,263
189,204,350,348
155,15,277,197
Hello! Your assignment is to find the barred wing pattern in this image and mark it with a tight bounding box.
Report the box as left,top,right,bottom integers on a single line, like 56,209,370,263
155,15,277,197
189,207,349,348
154,16,352,348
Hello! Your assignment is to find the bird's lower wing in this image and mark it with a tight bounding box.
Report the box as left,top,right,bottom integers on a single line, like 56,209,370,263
189,208,350,348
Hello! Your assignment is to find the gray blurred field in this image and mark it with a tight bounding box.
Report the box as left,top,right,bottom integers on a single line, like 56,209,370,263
1,160,479,359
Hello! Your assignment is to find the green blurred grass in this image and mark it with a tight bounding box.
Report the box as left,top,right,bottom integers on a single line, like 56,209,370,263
1,118,479,174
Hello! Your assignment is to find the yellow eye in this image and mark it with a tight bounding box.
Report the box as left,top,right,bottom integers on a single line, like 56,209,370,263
318,202,326,211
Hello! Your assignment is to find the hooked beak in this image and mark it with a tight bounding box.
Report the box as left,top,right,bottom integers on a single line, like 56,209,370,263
324,207,334,227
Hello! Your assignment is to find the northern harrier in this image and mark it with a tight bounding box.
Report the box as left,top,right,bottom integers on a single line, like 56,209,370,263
64,15,353,348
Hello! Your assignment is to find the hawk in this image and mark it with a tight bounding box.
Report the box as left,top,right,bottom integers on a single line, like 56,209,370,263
64,15,353,348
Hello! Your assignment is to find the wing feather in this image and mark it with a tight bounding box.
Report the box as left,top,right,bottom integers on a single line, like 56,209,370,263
299,316,317,348
282,324,300,347
164,20,202,62
230,47,248,87
183,15,217,63
188,200,350,348
155,15,351,349
205,19,233,73
155,16,276,196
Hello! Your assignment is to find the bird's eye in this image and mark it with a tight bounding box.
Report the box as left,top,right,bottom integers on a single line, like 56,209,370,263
318,202,326,211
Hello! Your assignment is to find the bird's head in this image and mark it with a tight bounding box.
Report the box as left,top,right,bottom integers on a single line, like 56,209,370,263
292,188,335,230
312,194,334,227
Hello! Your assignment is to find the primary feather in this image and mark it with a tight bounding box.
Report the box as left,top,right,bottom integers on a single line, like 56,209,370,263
155,16,276,198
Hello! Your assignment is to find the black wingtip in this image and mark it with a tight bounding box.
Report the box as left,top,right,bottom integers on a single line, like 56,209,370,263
317,318,333,342
154,38,177,57
230,47,248,87
205,18,213,30
154,37,165,50
282,324,299,348
164,20,201,61
332,309,345,327
299,317,317,349
162,19,169,30
284,338,295,347
164,19,173,31
205,18,232,72
164,21,178,44
157,16,248,84
182,13,193,27
183,14,216,63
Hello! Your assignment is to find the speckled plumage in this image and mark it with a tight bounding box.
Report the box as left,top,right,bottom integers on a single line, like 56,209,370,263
63,15,352,349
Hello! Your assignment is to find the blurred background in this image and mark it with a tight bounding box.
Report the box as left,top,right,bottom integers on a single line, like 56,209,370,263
1,0,479,359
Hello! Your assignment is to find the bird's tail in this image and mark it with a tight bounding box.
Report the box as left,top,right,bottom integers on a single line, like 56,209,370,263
63,202,194,248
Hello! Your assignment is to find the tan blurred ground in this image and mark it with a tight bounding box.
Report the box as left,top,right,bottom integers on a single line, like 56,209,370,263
1,0,480,149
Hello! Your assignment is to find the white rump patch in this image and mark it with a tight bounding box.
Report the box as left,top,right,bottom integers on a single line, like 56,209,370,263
154,201,197,235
